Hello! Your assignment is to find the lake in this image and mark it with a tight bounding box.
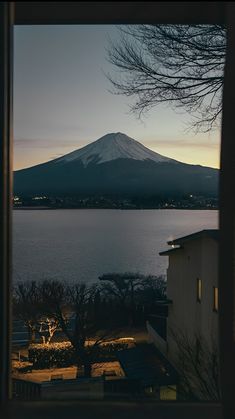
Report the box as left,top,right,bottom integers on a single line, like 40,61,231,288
13,209,218,284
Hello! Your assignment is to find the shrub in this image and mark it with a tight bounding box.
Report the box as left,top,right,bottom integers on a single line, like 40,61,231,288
95,342,129,361
12,360,33,374
28,341,130,369
28,342,76,369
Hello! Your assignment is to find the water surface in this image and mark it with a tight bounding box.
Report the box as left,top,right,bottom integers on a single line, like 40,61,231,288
13,209,218,283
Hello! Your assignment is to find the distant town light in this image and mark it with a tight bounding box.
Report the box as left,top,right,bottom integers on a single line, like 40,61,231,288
32,196,47,200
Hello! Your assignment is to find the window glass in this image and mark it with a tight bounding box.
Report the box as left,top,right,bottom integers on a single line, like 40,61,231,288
197,278,202,302
214,287,219,312
12,23,222,403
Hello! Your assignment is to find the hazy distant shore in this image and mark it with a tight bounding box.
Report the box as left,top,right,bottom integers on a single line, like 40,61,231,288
13,206,218,211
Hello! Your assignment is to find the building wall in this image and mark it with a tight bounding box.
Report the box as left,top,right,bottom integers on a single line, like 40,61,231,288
166,237,218,365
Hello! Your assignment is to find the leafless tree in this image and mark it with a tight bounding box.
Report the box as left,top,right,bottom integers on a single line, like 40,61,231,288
169,327,221,401
99,272,166,326
138,275,166,304
13,281,42,344
37,317,60,345
13,281,61,345
40,280,120,378
99,272,142,304
107,24,226,132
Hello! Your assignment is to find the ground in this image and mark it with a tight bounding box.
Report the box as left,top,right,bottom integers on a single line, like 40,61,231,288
12,327,149,384
12,362,124,383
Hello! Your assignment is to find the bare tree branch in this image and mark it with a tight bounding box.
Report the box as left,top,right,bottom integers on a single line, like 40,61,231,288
106,24,226,132
169,327,221,400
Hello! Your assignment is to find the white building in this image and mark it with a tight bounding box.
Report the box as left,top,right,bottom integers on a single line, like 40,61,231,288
148,229,219,366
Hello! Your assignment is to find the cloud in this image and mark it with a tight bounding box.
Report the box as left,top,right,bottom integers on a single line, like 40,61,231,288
14,138,84,149
146,138,220,150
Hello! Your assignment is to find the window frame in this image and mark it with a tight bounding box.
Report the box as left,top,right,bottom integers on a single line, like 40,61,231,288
1,1,234,418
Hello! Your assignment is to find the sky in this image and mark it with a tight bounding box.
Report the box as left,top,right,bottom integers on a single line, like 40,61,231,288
13,25,221,171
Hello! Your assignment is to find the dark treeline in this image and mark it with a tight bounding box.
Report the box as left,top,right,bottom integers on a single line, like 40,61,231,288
13,194,218,210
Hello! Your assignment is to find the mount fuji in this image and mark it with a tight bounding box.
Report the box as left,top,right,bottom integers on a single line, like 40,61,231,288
54,132,176,167
14,132,218,198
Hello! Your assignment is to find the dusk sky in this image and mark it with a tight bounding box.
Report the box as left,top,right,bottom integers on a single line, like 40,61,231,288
14,25,221,171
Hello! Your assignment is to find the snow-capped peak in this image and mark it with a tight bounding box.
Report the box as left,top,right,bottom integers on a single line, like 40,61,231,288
56,132,177,167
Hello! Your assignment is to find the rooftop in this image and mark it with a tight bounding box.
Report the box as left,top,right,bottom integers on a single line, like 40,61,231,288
167,229,218,246
159,229,218,256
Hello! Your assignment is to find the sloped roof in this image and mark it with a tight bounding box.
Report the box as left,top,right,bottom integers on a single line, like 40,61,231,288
167,229,218,246
159,247,183,256
159,229,218,256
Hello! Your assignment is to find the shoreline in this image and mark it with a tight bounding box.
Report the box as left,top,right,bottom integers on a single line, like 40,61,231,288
13,206,218,211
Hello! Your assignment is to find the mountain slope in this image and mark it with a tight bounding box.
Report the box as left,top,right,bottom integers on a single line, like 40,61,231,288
14,132,218,197
53,132,177,167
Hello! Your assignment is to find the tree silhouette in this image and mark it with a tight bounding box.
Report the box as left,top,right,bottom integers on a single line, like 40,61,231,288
107,24,225,132
13,281,60,345
169,327,221,401
39,280,119,377
99,272,166,326
13,281,43,344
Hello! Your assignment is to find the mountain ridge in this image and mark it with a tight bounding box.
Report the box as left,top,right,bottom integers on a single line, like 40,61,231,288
14,132,219,198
